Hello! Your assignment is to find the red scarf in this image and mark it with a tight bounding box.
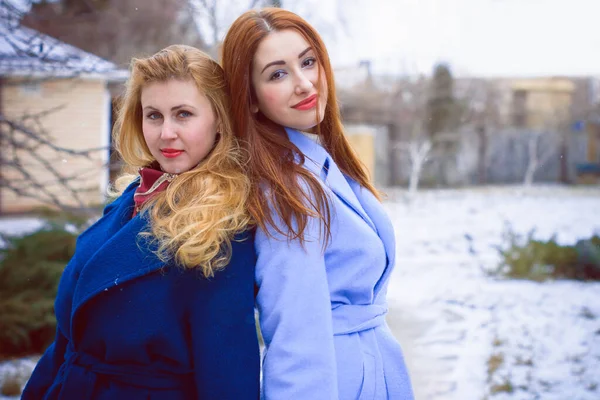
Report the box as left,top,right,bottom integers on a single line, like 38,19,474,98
132,164,176,217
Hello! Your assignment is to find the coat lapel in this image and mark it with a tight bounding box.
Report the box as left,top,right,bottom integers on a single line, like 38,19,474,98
324,160,376,231
286,128,376,231
286,128,396,296
347,179,396,295
70,182,165,327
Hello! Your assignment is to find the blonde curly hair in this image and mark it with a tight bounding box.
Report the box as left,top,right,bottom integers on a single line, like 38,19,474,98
111,45,252,278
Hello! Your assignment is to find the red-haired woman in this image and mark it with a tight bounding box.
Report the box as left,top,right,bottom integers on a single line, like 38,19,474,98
221,8,414,400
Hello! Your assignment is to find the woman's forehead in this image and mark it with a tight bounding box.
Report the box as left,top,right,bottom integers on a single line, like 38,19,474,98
254,30,312,65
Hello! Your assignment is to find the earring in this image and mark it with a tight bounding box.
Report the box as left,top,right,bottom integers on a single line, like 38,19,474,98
251,105,259,114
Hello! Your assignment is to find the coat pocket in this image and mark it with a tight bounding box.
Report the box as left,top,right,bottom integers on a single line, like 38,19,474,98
358,352,376,400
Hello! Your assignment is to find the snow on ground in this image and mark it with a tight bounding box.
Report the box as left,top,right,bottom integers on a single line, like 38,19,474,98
0,217,44,247
0,216,83,249
1,185,599,399
0,357,38,399
384,185,600,400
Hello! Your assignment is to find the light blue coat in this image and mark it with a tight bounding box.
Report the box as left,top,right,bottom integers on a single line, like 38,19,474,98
255,128,414,399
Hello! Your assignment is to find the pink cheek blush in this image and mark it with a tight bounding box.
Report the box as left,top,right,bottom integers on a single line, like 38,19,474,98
261,89,282,107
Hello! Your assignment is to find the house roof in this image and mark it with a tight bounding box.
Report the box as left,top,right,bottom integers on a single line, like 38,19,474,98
0,20,128,81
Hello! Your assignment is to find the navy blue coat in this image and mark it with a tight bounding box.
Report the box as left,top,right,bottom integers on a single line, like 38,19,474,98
22,181,260,399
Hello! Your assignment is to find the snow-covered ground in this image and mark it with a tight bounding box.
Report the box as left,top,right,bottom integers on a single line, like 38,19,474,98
1,185,599,399
0,217,44,248
384,185,600,400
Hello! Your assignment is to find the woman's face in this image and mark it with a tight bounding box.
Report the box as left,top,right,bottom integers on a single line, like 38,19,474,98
141,79,218,174
251,29,327,133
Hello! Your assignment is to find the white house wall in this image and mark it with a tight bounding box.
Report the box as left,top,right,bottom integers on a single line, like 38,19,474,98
1,77,108,213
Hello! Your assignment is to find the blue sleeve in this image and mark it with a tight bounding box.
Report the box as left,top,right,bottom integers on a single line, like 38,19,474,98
21,326,68,399
255,199,338,399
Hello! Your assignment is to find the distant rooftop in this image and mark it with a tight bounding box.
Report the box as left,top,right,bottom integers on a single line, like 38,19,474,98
0,8,127,80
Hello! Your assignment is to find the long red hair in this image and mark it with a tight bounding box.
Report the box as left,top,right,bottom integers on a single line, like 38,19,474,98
221,8,380,243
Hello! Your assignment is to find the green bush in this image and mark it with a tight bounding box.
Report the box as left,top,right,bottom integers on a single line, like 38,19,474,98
494,227,600,281
0,226,76,358
0,372,23,396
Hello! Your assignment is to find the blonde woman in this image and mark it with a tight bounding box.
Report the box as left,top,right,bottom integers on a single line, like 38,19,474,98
22,45,259,400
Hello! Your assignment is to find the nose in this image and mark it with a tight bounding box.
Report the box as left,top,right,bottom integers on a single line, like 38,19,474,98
160,119,178,140
294,71,313,95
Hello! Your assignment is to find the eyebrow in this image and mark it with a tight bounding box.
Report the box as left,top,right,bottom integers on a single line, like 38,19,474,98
261,47,313,74
143,104,194,112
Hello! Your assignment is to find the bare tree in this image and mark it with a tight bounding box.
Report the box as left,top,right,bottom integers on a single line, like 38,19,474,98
522,106,567,187
1,112,107,213
396,136,432,197
457,78,505,185
522,128,560,187
189,0,264,57
22,0,206,65
339,73,435,190
191,0,353,58
392,78,435,195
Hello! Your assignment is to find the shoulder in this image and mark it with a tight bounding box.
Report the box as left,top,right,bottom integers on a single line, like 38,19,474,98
102,178,140,216
229,228,257,266
173,228,257,299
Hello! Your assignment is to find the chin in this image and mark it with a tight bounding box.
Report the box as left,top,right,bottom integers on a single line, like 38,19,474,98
161,164,185,174
287,117,320,131
289,124,317,132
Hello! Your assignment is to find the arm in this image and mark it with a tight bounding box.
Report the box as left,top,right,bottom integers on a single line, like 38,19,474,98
256,203,338,399
22,193,128,399
21,325,68,399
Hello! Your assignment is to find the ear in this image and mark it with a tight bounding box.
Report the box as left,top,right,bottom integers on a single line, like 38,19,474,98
251,104,259,114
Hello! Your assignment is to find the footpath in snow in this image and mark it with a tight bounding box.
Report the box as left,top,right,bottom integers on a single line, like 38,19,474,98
384,186,600,400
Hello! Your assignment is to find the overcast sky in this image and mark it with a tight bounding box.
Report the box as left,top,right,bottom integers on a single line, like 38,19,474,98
319,0,600,77
10,0,600,78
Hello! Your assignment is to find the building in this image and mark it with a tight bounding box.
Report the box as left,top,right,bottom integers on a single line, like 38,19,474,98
336,62,600,186
509,77,575,130
0,15,127,214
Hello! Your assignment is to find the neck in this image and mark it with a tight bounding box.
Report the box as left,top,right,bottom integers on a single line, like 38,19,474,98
298,129,321,145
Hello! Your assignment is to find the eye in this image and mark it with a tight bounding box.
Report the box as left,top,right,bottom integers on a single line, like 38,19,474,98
177,110,192,118
269,70,286,81
146,112,161,120
302,57,316,68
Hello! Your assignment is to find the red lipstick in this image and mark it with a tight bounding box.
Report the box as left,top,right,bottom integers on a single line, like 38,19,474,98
161,149,184,158
292,94,318,110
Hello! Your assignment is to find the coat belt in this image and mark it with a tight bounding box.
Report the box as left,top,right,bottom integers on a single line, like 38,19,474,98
331,303,388,335
57,346,193,397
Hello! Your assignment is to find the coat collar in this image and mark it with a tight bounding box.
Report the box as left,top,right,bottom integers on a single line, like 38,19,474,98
285,128,376,231
285,128,327,178
71,181,166,327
